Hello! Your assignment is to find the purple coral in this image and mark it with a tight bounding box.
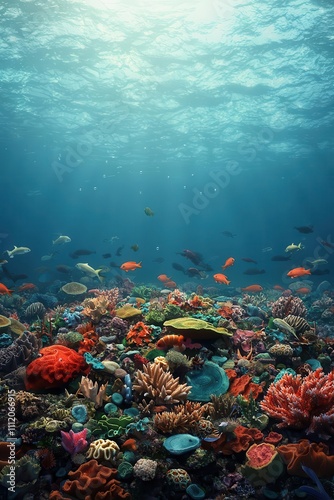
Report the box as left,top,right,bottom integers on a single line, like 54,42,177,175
61,428,88,455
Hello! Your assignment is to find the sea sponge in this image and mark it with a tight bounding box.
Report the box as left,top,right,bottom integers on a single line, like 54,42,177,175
133,458,157,481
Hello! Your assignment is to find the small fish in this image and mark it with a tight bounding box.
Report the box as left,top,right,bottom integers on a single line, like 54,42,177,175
287,267,311,278
101,253,111,259
17,283,36,292
156,335,184,349
320,240,334,249
164,280,177,289
120,261,142,272
311,268,330,275
53,235,71,245
271,255,292,261
243,268,266,275
285,243,304,253
305,258,328,267
116,246,124,256
242,258,258,264
131,244,139,252
222,257,235,270
144,207,154,216
157,274,171,282
0,283,13,295
56,265,72,274
295,287,311,294
172,263,186,272
241,285,263,292
6,246,31,258
0,259,8,266
41,253,55,261
70,249,96,259
273,285,285,291
273,318,299,339
213,273,231,285
76,262,104,282
186,267,205,278
109,261,119,268
153,257,165,263
222,231,236,238
294,225,313,234
262,247,272,252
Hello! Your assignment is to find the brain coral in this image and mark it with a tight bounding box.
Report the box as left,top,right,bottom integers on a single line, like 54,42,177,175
25,345,90,390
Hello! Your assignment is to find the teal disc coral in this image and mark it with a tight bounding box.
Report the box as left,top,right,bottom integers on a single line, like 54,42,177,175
186,361,229,402
163,434,201,455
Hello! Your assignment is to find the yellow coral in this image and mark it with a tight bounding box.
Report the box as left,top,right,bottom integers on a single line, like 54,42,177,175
86,439,121,464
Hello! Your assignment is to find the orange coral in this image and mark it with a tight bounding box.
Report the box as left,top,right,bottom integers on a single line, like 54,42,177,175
229,374,263,400
277,439,334,478
76,323,99,354
49,459,131,499
202,425,263,455
126,321,152,346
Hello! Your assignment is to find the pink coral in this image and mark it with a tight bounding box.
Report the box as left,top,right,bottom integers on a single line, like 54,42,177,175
61,428,89,455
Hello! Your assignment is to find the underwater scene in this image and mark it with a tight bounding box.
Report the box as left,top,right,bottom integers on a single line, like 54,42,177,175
1,0,334,499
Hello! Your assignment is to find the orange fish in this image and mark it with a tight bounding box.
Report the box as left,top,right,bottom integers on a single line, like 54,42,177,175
222,257,235,270
157,274,171,282
164,280,177,289
213,273,231,285
241,285,263,292
273,285,284,291
295,287,311,294
0,283,13,295
17,283,36,292
156,334,184,349
120,261,142,272
287,267,311,279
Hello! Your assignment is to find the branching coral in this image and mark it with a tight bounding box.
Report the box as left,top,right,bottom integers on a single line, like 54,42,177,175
260,368,334,435
77,376,109,409
133,362,191,405
153,401,212,434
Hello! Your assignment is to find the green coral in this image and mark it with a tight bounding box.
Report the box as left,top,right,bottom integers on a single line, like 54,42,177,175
163,304,187,320
88,414,133,438
237,395,269,430
131,285,154,300
166,350,190,371
145,309,166,325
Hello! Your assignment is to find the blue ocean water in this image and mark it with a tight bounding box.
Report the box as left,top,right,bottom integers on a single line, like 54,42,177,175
1,0,334,291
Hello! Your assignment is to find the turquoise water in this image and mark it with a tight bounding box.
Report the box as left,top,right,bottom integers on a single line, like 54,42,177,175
1,0,333,289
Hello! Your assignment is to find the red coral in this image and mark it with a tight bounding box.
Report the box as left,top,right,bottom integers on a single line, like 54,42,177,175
277,439,334,478
49,459,131,499
76,323,99,354
25,345,90,390
260,368,334,434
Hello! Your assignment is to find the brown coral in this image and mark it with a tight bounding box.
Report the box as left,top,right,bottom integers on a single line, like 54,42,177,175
153,401,211,434
133,362,191,405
